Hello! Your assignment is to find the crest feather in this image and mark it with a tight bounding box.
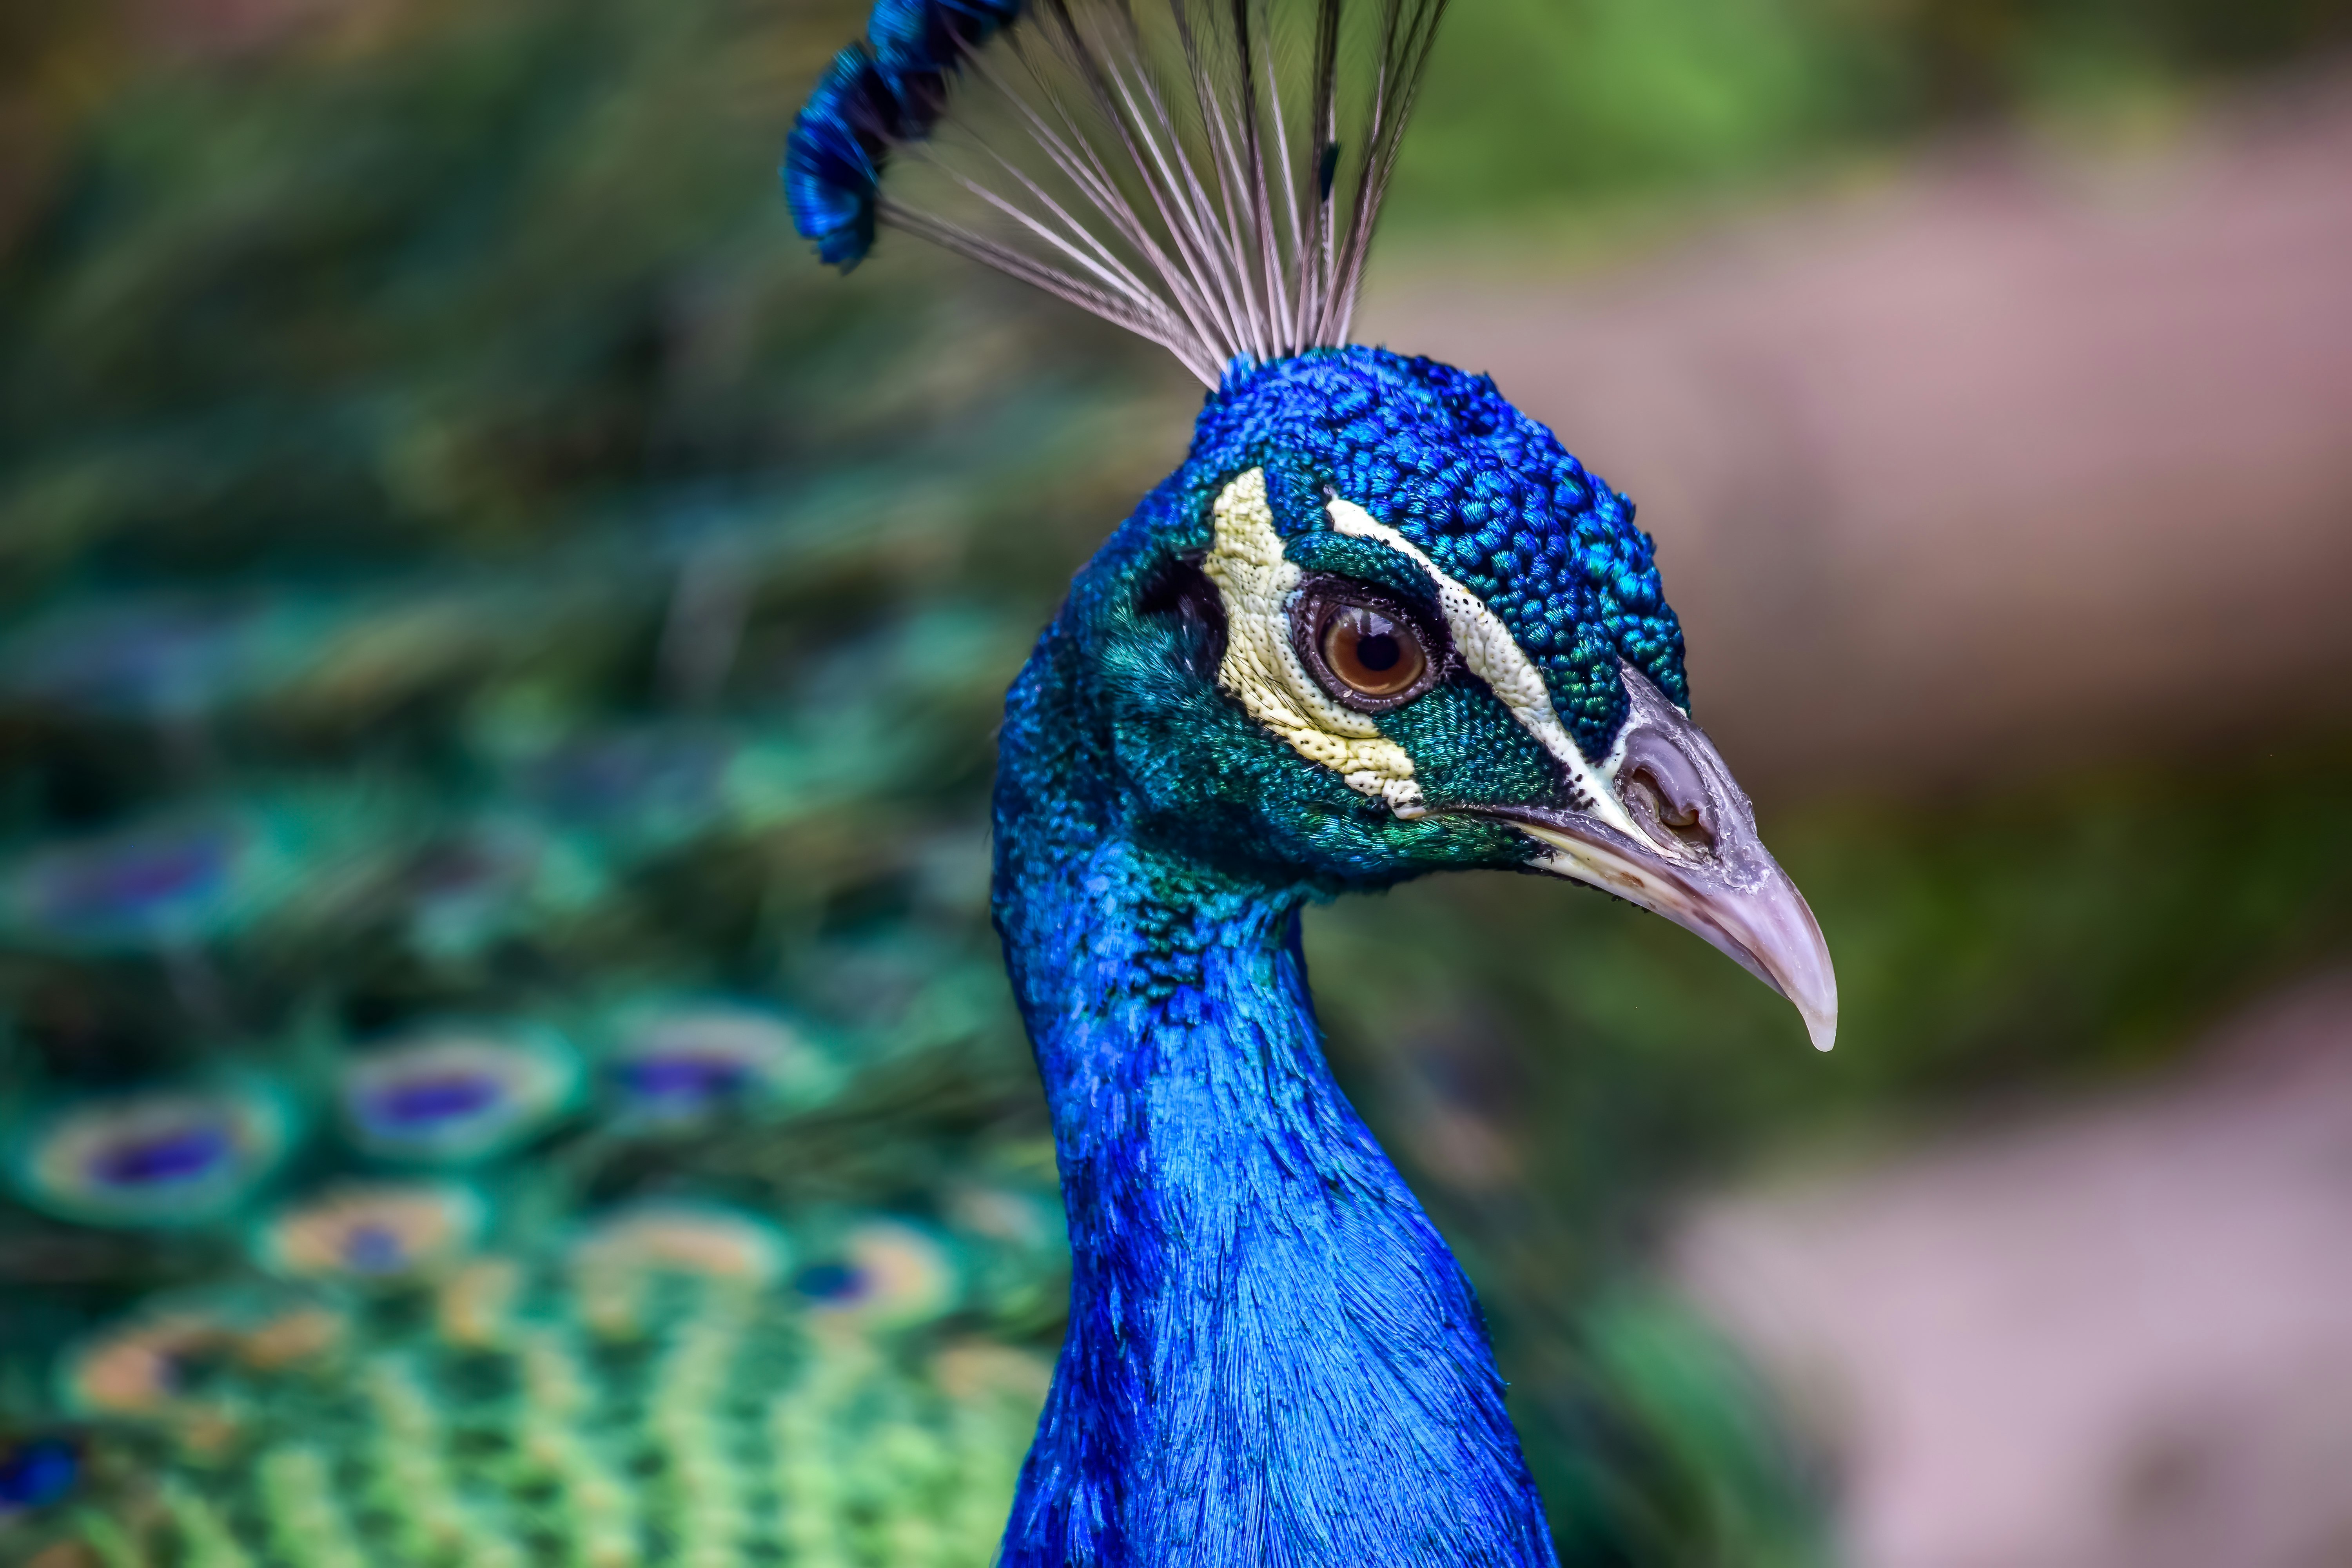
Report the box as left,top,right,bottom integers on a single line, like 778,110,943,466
784,0,1453,385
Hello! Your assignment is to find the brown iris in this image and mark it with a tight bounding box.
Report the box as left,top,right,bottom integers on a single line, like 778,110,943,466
1320,604,1426,698
1291,575,1445,711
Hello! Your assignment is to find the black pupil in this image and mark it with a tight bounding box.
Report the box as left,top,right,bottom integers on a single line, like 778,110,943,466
1355,629,1401,671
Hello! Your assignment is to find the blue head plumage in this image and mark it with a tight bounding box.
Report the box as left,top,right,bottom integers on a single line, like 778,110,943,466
1191,350,1689,760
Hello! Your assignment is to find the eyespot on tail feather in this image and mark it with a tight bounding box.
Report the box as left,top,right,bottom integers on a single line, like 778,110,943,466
795,1219,960,1330
338,1024,580,1165
11,1083,291,1227
602,998,836,1123
255,1180,485,1283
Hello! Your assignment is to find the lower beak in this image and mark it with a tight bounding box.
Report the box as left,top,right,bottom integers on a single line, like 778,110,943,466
1462,669,1838,1052
1495,809,1838,1052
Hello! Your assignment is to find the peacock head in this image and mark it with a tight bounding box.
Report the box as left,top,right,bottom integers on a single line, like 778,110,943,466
786,0,1835,1048
1066,348,1837,1049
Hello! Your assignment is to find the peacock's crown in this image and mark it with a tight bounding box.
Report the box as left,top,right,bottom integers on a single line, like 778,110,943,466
1188,349,1688,762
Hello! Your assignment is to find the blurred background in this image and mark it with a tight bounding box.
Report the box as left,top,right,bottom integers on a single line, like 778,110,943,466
3,0,2350,1563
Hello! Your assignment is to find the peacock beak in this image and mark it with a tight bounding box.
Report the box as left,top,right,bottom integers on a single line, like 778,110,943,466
1463,667,1838,1052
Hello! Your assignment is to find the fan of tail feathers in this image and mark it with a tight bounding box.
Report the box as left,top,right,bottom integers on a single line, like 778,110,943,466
0,980,1073,1567
785,0,1447,383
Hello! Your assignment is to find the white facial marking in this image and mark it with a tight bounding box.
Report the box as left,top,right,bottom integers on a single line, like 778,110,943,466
1324,496,1642,840
1202,470,1426,816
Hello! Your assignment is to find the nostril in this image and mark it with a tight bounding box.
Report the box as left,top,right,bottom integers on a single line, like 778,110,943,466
1622,759,1715,855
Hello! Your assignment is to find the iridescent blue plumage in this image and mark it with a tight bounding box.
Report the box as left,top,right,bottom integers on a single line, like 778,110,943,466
1190,350,1689,757
785,50,895,268
992,828,1559,1563
783,0,1025,269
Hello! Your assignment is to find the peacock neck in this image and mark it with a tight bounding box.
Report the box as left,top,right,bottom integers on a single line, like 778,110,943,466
990,614,1559,1568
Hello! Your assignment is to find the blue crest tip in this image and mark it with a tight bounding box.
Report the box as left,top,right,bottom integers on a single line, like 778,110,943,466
782,0,1028,269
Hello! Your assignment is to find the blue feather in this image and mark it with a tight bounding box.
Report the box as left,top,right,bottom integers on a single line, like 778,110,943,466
868,0,1020,83
994,681,1561,1566
783,0,1026,270
783,47,897,270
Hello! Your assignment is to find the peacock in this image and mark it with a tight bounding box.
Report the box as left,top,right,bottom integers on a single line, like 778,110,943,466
0,0,1833,1563
793,1,1836,1560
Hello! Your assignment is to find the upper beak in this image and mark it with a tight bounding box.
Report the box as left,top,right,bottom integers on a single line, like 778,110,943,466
1462,666,1838,1052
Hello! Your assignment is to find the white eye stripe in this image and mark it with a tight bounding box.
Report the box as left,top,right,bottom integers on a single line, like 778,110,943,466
1201,470,1426,817
1324,495,1642,840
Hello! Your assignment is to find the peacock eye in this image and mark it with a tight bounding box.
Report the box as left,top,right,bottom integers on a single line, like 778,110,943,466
1292,579,1443,712
1322,605,1424,695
